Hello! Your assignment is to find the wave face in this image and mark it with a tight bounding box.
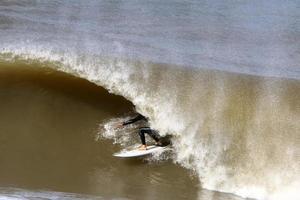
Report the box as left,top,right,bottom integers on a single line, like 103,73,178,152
1,55,299,200
0,1,300,200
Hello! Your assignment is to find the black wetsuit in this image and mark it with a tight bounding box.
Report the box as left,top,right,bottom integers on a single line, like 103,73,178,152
122,114,161,145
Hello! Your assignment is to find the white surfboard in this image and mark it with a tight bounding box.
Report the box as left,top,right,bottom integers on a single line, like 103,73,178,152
113,145,169,158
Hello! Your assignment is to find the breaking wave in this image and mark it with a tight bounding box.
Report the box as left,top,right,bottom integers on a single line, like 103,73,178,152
0,49,299,200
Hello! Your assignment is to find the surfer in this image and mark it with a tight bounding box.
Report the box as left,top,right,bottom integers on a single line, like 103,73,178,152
117,114,169,150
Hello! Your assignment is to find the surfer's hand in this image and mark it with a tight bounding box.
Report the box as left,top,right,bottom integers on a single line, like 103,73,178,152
116,122,124,129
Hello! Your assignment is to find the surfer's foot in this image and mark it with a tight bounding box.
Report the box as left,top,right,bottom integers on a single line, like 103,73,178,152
138,145,147,150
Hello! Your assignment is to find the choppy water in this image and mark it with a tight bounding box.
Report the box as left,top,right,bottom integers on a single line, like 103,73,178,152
0,1,299,200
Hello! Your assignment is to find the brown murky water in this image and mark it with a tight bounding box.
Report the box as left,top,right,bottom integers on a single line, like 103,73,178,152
0,65,249,200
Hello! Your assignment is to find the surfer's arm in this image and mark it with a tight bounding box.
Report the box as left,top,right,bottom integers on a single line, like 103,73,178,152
122,114,146,126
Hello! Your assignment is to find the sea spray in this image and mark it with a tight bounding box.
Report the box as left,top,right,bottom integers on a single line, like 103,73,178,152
97,117,139,147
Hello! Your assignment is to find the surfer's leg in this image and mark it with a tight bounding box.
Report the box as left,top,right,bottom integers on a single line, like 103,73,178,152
141,127,160,144
147,130,160,142
138,128,148,150
138,128,147,145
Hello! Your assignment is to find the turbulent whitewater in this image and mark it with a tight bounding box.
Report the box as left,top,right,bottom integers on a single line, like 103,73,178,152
0,1,299,200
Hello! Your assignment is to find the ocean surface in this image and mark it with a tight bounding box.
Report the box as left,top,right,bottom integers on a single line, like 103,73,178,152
0,1,299,200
